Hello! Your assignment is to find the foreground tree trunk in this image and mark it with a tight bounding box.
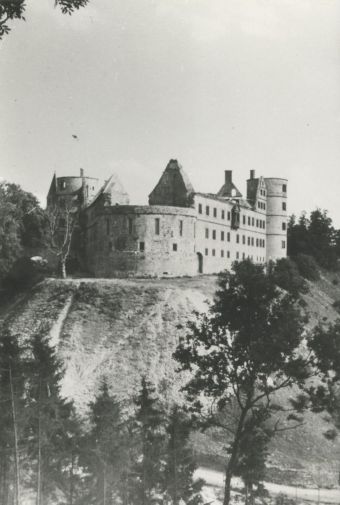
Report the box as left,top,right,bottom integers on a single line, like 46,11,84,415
60,258,67,279
223,407,248,505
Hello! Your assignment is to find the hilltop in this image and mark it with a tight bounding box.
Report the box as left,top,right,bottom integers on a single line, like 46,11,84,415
1,271,340,488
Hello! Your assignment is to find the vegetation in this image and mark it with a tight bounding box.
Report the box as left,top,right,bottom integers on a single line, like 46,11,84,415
0,0,89,40
174,260,311,505
288,209,340,271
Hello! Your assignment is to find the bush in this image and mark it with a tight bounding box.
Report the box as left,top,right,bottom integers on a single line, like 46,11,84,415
293,254,320,281
2,256,48,294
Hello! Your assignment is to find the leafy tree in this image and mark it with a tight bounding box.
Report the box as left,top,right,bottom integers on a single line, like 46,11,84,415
308,321,340,433
130,378,166,505
80,380,132,505
268,258,307,298
174,260,310,505
0,182,46,283
162,405,203,505
0,0,89,39
24,325,79,505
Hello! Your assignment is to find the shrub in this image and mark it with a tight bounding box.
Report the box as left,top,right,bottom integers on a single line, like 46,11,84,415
293,254,320,281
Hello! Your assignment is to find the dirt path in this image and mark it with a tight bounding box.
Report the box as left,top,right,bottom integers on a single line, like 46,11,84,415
195,468,340,504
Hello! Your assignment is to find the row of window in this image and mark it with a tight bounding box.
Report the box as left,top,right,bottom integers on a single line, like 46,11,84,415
258,201,266,210
205,228,266,248
204,248,265,262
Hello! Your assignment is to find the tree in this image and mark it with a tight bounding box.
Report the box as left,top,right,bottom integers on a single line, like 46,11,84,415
163,405,203,505
0,182,46,284
0,325,25,505
80,380,132,505
24,325,79,505
130,378,166,505
0,0,89,40
308,321,340,434
174,260,310,505
46,197,78,279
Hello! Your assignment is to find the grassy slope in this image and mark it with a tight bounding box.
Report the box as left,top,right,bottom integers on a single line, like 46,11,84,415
1,272,340,487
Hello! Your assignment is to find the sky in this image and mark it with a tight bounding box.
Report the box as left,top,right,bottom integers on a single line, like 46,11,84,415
0,0,340,224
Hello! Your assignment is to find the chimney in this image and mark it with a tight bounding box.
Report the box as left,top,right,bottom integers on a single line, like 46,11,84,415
250,170,255,179
225,170,232,184
80,168,84,178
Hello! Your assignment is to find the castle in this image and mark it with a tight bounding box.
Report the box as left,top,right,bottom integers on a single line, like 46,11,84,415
47,160,288,277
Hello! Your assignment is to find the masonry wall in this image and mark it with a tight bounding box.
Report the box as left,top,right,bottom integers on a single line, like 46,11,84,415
85,205,197,277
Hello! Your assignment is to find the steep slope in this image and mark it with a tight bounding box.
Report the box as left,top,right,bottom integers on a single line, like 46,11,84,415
1,273,340,488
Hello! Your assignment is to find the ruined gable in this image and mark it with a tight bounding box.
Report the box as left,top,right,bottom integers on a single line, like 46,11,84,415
148,159,195,207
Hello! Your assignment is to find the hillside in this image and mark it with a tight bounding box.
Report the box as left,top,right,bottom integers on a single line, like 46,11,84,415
1,272,340,488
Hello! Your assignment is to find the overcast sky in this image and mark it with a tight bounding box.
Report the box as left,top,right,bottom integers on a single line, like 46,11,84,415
0,0,340,224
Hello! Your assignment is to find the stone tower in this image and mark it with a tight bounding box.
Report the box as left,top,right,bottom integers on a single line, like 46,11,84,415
264,177,288,261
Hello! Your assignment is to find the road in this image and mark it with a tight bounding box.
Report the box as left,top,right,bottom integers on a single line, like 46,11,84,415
195,468,340,504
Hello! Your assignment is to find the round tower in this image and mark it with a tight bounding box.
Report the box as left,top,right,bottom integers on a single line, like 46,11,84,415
264,178,288,262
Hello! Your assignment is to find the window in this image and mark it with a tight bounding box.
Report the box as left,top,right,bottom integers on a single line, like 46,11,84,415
221,210,225,219
206,206,210,216
236,252,239,259
155,218,160,235
198,203,202,214
227,211,231,221
205,228,209,239
173,243,178,251
139,241,145,252
212,249,216,256
247,237,250,246
213,208,217,218
242,252,245,259
256,219,259,227
248,217,251,226
251,237,254,246
282,240,286,249
282,222,286,231
221,231,225,241
282,184,287,193
128,217,133,234
258,202,260,208
205,248,209,256
242,235,245,244
221,250,224,257
59,180,66,189
243,215,246,225
227,232,230,242
236,234,240,244
256,238,259,247
263,240,265,248
227,250,230,258
282,202,286,211
212,230,216,240
263,203,266,210
252,217,255,226
179,220,183,236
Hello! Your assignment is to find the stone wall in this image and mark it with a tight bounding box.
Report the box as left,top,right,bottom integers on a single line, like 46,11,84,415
85,205,197,277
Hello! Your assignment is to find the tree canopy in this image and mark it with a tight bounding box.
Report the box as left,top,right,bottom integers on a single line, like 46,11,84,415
174,260,311,505
0,0,89,39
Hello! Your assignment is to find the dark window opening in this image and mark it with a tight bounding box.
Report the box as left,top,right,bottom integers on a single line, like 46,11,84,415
179,220,183,236
155,218,160,235
206,206,210,216
128,217,133,234
139,241,145,252
173,243,178,251
282,184,287,193
213,208,217,218
198,203,202,214
212,230,216,240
